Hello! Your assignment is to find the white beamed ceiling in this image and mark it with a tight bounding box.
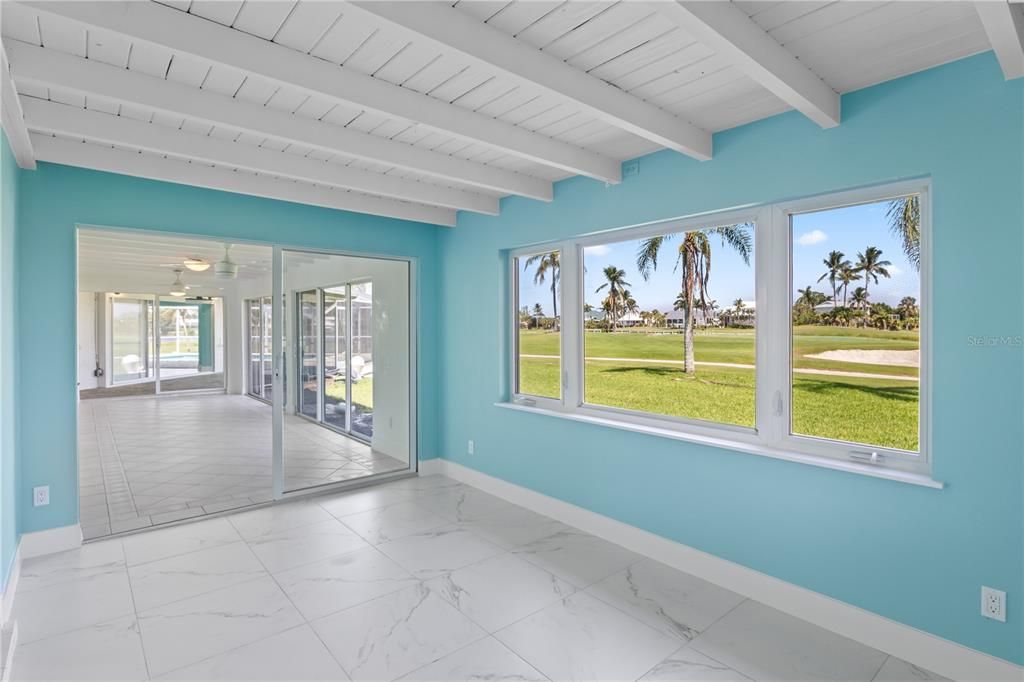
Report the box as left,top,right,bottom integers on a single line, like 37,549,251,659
1,1,993,227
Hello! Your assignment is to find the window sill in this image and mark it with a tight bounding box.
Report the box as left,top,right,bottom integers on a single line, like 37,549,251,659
494,401,944,490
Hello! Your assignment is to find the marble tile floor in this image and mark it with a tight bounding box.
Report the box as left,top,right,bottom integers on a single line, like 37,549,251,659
12,474,949,681
79,394,407,540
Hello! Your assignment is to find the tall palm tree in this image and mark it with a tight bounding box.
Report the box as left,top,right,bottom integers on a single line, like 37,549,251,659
818,250,852,307
637,225,752,374
524,252,560,331
855,246,892,322
838,265,858,307
886,196,920,270
595,266,630,331
796,286,819,308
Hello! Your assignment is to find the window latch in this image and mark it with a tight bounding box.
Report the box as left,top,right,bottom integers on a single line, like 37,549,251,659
773,391,783,416
515,397,537,407
849,450,884,465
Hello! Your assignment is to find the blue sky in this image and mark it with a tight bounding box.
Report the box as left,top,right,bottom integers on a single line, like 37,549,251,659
518,199,919,316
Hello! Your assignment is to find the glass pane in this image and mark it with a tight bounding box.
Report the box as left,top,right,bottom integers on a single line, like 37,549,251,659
790,196,920,451
281,251,411,494
248,299,263,398
581,223,755,426
157,299,224,392
262,297,273,402
297,290,319,419
322,287,348,432
350,282,373,440
111,297,151,383
515,251,561,399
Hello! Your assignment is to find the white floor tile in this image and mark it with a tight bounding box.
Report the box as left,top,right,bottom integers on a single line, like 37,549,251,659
122,517,242,566
228,501,336,541
339,501,450,545
317,486,419,519
14,570,135,642
495,591,680,682
10,615,148,681
128,541,267,611
138,575,304,676
156,625,348,681
586,559,745,641
273,545,419,621
426,552,575,632
690,600,888,681
245,517,369,572
872,656,951,681
311,583,486,681
17,539,125,591
640,646,752,681
510,526,643,588
398,636,546,682
377,525,504,579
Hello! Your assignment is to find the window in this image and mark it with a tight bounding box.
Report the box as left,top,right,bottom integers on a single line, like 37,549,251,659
581,222,755,427
506,181,930,479
512,249,562,402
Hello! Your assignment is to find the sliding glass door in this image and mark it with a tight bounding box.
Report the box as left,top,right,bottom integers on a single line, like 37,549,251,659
322,288,348,432
246,296,275,402
297,290,319,420
111,297,154,383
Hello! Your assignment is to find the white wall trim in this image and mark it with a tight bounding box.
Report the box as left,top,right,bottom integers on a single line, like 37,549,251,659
0,545,20,630
1,621,18,682
426,459,1022,682
17,524,82,560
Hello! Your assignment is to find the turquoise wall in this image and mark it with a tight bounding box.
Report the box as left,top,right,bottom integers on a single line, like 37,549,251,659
439,52,1024,663
0,132,20,588
16,163,443,535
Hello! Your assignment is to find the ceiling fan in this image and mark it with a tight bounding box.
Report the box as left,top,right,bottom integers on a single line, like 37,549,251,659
214,243,238,280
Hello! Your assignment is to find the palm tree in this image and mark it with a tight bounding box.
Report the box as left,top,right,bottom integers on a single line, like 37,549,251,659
849,287,869,314
796,286,820,309
524,252,560,331
897,296,918,319
838,265,858,307
855,246,892,322
818,250,852,307
595,266,630,331
886,196,920,270
637,225,752,373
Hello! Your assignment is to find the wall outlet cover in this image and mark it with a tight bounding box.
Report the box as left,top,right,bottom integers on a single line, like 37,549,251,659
981,586,1006,622
32,486,50,507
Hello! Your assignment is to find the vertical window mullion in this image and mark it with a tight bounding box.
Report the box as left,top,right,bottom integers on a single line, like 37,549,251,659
560,241,582,410
756,206,790,447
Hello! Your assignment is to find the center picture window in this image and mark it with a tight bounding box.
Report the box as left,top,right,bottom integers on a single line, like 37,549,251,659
581,222,755,427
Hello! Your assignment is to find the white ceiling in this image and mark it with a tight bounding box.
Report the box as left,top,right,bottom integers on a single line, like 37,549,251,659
77,228,274,294
1,1,1007,227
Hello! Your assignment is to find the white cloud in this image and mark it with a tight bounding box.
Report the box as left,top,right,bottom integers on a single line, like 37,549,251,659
796,229,828,246
887,264,903,277
586,244,611,256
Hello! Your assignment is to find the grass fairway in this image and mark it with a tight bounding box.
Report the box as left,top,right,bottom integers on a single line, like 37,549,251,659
518,326,919,451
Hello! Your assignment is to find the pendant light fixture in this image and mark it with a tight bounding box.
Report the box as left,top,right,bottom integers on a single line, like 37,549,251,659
183,257,210,272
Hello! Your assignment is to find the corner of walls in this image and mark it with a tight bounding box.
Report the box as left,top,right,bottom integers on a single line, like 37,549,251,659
0,128,22,595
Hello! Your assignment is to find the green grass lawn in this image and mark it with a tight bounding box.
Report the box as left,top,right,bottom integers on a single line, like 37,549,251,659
518,326,919,452
324,376,374,410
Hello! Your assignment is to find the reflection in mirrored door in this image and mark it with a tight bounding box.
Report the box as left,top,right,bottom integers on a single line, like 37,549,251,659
279,250,412,494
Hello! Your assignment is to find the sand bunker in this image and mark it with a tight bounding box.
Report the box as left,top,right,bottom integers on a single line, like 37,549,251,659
806,349,919,367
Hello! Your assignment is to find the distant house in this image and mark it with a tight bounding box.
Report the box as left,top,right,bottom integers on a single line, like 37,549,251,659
662,308,716,328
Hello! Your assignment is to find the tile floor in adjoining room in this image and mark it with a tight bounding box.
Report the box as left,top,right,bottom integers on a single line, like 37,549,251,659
13,474,948,681
78,394,407,539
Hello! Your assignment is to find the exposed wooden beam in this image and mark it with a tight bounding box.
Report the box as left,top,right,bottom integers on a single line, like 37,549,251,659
23,98,498,215
654,1,840,128
30,134,456,227
0,44,35,169
347,1,712,161
7,41,549,201
20,1,621,183
976,1,1024,80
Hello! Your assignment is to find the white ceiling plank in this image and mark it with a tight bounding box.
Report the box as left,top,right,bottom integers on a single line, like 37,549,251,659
0,45,35,168
20,0,618,182
30,133,456,227
976,1,1024,80
348,1,712,160
232,0,297,40
273,1,344,53
23,98,499,215
8,41,552,200
653,1,841,129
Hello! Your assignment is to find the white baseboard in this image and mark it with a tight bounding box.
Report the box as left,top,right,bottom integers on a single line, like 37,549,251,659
426,459,1022,682
0,545,19,630
1,621,18,682
18,524,82,560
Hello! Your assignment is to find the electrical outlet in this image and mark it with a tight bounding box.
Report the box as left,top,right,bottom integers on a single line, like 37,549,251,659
467,440,475,455
33,486,50,507
981,586,1006,622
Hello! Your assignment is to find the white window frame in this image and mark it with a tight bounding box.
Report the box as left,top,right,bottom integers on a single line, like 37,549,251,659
503,180,936,487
